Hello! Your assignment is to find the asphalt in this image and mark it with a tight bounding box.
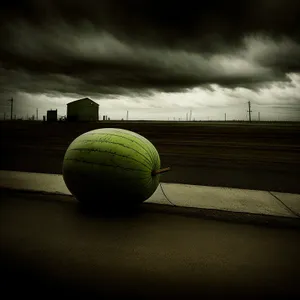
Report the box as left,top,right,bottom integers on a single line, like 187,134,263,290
1,190,300,298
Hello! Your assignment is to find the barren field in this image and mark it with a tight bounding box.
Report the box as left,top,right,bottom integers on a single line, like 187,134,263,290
1,121,300,193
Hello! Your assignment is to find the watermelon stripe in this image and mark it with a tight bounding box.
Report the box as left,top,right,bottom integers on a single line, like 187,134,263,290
110,129,154,152
117,133,157,166
123,130,156,162
87,131,153,164
69,148,152,171
101,131,154,162
65,158,149,173
94,129,159,168
75,138,152,166
138,136,158,166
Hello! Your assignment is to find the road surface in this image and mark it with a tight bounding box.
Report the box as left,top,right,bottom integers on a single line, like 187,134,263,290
1,190,299,297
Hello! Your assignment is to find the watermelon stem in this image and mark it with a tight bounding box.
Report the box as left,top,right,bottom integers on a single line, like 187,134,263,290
152,167,171,176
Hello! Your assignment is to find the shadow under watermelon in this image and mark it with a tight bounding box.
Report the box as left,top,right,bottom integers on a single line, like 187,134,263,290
75,196,147,218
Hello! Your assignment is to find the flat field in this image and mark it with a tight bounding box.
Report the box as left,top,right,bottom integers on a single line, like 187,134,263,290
1,120,300,193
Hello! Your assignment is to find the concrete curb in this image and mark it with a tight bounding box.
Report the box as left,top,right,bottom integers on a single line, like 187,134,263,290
0,170,299,219
1,188,300,230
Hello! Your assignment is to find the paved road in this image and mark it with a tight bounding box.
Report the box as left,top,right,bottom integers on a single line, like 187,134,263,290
1,191,299,297
1,121,300,193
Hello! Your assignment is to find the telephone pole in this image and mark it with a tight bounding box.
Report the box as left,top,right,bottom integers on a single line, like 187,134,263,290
8,98,13,120
247,101,252,122
36,108,39,121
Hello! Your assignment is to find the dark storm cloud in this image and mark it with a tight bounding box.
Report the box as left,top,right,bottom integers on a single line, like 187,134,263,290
1,0,300,97
2,0,300,48
245,36,300,73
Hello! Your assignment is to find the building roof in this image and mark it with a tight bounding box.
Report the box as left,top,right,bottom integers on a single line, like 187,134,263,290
67,97,99,106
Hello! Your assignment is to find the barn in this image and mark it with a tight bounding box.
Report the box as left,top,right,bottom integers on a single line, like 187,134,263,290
67,98,99,122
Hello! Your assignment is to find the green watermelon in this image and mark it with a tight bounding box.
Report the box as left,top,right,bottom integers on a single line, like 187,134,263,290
62,128,169,207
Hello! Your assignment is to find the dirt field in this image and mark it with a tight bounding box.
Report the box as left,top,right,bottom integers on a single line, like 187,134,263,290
1,120,300,193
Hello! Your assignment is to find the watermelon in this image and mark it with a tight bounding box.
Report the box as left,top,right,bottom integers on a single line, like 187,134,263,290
62,128,169,208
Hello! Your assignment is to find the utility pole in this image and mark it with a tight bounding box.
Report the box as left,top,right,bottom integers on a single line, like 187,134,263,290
126,111,129,121
189,110,192,121
186,112,188,121
36,108,38,121
247,101,252,122
8,98,13,120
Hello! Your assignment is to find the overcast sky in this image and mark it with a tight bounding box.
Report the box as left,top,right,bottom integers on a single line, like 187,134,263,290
1,0,300,121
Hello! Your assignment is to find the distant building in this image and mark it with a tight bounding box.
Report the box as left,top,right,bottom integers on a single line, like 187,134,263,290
67,98,99,122
47,109,57,122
